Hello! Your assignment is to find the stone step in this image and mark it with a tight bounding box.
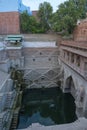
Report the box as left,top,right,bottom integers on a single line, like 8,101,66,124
10,112,19,130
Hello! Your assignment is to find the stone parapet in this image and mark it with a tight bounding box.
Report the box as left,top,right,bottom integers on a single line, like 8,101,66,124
73,19,87,42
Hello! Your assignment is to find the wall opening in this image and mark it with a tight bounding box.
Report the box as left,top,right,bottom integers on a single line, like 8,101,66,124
65,76,76,98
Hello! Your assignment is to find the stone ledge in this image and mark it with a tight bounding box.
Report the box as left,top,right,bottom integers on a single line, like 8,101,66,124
17,118,87,130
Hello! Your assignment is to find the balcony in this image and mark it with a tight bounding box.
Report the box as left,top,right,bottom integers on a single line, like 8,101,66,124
60,56,87,80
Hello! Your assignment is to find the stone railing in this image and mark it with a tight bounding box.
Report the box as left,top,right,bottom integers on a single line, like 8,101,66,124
60,56,87,80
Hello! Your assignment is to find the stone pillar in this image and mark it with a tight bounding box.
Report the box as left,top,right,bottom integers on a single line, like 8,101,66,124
62,77,71,93
74,54,77,65
83,93,87,118
21,57,24,67
75,87,85,117
75,93,83,117
69,52,72,64
61,77,65,93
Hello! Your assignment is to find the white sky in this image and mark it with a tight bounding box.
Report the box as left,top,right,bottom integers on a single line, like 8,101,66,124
22,0,67,12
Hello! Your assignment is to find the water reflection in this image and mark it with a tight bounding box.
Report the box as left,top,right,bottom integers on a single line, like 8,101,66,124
17,87,77,129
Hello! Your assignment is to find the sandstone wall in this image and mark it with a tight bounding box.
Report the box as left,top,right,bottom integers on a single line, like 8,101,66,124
73,20,87,42
22,47,63,88
0,12,20,34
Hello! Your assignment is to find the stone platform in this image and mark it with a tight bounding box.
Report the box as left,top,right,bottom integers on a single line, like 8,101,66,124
17,118,87,130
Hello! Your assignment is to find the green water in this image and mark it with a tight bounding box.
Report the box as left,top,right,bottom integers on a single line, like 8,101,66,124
17,87,77,129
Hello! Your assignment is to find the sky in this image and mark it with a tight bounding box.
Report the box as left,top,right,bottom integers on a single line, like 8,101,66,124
22,0,67,12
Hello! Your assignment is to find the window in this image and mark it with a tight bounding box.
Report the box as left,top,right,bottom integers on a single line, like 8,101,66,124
49,58,51,61
40,52,42,55
33,59,35,61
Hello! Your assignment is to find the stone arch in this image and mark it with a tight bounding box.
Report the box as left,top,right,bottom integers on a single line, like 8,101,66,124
64,76,76,98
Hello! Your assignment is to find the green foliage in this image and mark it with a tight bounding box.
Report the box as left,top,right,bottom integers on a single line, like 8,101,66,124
20,11,29,33
11,68,26,90
20,11,45,33
38,2,53,32
52,0,87,34
20,0,87,34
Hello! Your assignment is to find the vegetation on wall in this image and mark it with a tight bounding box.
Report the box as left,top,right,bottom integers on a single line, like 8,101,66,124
20,0,87,35
11,68,26,90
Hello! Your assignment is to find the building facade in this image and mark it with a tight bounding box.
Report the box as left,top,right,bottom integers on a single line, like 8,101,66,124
0,0,32,34
73,19,87,41
59,19,87,117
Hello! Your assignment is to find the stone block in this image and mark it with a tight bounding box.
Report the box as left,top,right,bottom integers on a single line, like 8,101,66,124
73,20,87,42
0,12,20,34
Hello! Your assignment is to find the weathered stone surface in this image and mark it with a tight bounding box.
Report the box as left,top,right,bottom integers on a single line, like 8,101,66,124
23,47,62,89
17,118,87,130
0,12,20,34
60,18,87,118
73,19,87,42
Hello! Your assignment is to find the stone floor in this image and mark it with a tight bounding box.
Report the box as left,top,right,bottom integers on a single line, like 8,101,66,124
17,118,87,130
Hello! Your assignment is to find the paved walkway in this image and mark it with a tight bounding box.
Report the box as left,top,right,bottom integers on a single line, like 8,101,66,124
17,117,87,130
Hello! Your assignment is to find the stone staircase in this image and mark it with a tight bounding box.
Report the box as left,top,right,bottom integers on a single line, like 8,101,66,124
0,111,10,130
5,93,12,108
5,91,16,109
10,108,20,130
23,67,63,89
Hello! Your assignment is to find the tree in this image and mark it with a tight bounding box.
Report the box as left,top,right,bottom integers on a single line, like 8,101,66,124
20,11,38,33
73,0,87,18
20,11,29,33
20,11,45,33
38,2,53,32
52,0,87,34
20,0,87,34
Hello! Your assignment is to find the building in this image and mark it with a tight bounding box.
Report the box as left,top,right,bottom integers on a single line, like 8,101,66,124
0,0,32,34
0,29,87,129
59,19,87,117
32,10,39,21
73,19,87,41
0,35,61,129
